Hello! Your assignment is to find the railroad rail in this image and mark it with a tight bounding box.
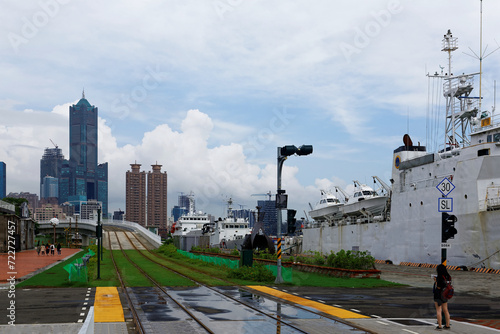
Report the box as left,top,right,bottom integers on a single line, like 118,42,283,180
104,226,374,333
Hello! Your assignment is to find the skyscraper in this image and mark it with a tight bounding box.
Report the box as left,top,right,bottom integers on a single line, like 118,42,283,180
147,164,168,228
258,199,278,236
39,146,65,198
125,163,146,226
58,92,108,216
0,162,5,199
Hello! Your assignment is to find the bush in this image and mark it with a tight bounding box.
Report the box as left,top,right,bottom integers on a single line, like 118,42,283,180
191,246,221,253
230,248,240,256
326,249,375,270
227,263,275,282
254,249,277,261
156,244,180,257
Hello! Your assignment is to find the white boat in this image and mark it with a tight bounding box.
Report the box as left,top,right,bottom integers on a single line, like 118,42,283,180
341,181,389,219
208,198,252,248
171,193,212,236
308,190,343,221
303,29,500,269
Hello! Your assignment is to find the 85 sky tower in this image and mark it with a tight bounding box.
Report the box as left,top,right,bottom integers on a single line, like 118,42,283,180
58,91,108,216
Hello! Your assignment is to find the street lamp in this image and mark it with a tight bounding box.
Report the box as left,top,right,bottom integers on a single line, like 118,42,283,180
49,217,59,245
275,145,313,283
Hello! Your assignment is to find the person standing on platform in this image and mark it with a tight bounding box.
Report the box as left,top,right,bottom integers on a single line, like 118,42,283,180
57,243,61,255
45,243,50,256
433,264,452,330
36,245,41,255
50,243,55,256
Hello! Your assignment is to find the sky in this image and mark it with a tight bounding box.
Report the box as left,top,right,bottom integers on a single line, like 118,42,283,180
1,0,500,219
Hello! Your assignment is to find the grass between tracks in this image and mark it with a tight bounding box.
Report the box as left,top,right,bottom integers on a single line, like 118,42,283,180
17,246,402,289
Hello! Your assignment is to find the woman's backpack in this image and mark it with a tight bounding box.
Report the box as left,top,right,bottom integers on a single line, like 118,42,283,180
441,276,454,300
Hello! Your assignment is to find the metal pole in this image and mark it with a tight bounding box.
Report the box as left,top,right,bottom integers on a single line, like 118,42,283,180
275,147,284,284
99,209,103,261
97,208,101,279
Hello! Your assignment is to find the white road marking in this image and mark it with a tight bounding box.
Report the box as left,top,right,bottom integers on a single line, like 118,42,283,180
402,329,419,334
376,321,389,326
350,308,361,313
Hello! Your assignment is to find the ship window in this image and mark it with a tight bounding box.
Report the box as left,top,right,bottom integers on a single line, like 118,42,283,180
478,148,490,157
487,135,492,142
327,199,335,203
494,133,500,142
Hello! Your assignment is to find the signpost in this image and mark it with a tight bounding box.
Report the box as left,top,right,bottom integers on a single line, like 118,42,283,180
436,177,455,265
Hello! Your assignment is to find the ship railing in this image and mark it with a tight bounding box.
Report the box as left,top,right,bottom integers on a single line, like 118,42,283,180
443,75,474,98
472,112,500,133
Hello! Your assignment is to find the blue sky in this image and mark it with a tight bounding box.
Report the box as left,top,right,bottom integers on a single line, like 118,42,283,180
1,0,500,218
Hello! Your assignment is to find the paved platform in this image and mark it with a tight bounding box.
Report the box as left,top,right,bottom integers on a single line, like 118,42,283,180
0,248,82,284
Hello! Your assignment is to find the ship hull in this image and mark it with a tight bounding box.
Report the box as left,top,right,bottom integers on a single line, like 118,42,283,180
302,209,500,269
303,141,500,269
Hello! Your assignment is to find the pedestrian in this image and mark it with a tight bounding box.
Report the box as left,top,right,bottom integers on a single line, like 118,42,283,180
433,264,451,330
45,243,50,256
57,243,61,255
36,245,41,256
50,243,55,256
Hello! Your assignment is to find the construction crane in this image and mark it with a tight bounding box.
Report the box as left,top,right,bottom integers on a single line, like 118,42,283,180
251,191,273,201
50,139,58,149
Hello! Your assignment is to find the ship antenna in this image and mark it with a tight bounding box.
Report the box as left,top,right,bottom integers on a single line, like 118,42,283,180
463,0,500,113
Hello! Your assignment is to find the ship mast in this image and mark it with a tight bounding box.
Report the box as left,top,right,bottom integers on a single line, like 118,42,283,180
442,30,458,149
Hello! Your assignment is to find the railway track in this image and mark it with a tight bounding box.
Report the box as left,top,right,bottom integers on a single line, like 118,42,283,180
104,226,373,334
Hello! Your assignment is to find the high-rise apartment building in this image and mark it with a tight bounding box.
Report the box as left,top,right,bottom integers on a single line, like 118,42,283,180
147,164,168,228
58,92,108,216
125,163,167,227
125,163,146,226
0,162,5,199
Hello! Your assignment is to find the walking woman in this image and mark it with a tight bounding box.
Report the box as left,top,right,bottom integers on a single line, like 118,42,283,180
433,264,451,330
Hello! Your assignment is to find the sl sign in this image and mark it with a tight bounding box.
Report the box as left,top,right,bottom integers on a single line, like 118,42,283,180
438,197,453,212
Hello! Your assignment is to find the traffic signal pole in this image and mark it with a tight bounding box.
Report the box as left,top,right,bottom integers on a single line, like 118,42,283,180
275,145,313,284
276,147,286,284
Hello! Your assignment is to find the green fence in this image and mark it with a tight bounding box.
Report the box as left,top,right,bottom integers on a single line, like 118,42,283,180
177,250,239,269
63,249,96,282
177,250,293,282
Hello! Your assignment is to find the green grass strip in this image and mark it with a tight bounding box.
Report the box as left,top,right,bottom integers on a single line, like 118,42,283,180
110,250,153,287
123,250,195,287
289,270,404,288
17,251,85,288
140,250,233,286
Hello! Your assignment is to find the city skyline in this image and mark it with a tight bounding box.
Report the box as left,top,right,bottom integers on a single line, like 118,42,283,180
2,1,500,217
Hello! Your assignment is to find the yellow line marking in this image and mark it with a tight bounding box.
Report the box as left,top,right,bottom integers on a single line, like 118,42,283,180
247,286,369,319
94,287,125,322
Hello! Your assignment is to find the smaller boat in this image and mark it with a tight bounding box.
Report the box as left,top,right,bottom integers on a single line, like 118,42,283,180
308,190,343,222
342,180,388,218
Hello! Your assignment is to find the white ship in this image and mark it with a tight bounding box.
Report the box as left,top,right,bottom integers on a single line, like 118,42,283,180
303,30,500,269
171,193,212,236
207,198,252,248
